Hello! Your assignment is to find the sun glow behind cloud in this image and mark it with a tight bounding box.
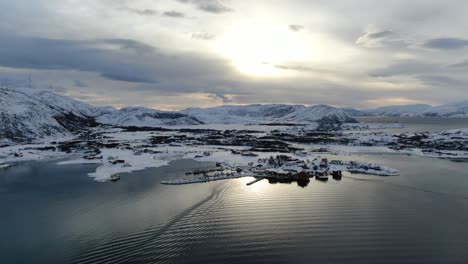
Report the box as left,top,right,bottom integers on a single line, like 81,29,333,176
215,22,311,77
1,0,467,108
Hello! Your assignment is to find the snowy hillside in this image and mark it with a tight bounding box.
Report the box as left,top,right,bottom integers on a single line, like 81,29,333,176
97,107,203,127
421,101,468,117
0,87,96,142
363,104,433,117
182,104,357,124
348,102,468,118
0,87,358,144
0,87,202,142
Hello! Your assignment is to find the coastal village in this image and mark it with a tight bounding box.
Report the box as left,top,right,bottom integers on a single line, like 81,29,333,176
161,152,398,187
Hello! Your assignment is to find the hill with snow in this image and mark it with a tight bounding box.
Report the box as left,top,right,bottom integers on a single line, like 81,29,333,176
182,104,357,124
0,87,203,143
97,107,203,127
363,104,433,117
420,101,468,117
0,87,97,143
0,87,362,143
347,102,468,118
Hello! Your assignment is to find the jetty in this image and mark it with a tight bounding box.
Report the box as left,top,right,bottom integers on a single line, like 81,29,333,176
246,177,265,186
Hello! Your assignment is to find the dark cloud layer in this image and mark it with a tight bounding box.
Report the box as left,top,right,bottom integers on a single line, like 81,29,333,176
0,36,158,83
424,38,468,50
124,8,158,16
289,25,304,32
163,11,185,18
177,0,233,14
369,61,442,77
0,35,232,88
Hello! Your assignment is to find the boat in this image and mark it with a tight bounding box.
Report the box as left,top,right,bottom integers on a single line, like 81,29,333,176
110,174,121,182
315,172,328,181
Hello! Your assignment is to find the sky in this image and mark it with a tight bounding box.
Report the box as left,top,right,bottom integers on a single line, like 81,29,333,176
0,0,467,110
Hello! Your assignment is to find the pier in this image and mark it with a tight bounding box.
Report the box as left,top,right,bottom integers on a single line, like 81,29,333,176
246,177,265,186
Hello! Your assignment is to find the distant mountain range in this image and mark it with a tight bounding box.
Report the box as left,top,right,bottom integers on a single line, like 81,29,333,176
0,87,355,143
2,86,467,143
182,104,356,124
346,102,468,118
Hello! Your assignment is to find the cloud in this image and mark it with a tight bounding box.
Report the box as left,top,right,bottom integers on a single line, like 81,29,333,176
163,11,185,18
274,64,337,76
417,75,466,87
73,80,88,87
124,8,158,16
369,61,441,77
423,38,468,50
448,59,468,68
1,0,468,108
365,97,427,108
356,28,411,48
191,32,216,40
209,92,233,103
366,30,394,39
0,35,231,85
276,64,314,71
177,0,233,14
45,85,67,93
289,25,304,32
98,39,155,54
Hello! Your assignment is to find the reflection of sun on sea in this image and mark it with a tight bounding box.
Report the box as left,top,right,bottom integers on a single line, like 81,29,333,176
216,23,311,77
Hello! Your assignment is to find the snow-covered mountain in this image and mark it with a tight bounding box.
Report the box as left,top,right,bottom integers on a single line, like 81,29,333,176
0,87,357,144
348,102,468,118
363,104,433,117
0,87,97,143
342,108,369,117
420,101,468,117
0,87,203,143
97,107,203,127
182,104,357,124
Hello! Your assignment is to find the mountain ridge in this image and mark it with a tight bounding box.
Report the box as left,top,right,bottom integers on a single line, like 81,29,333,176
346,102,468,118
182,104,357,124
0,87,203,143
0,87,357,143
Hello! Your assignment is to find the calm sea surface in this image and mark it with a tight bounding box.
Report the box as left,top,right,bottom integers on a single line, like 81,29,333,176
1,119,468,264
357,116,468,133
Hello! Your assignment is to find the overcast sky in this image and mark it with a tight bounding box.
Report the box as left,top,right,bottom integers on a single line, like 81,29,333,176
1,0,467,110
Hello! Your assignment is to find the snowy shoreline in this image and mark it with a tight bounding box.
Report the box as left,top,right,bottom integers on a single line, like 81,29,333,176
1,125,467,182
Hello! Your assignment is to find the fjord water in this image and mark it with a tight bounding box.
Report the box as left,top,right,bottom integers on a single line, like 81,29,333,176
1,121,468,263
357,116,468,133
1,157,468,263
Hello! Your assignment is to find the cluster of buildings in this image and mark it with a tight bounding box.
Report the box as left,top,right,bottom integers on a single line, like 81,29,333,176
247,155,343,187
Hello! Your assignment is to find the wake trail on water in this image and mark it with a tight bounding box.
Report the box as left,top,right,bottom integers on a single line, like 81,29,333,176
71,182,235,264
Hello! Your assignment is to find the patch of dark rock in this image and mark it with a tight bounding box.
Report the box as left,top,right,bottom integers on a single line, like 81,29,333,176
258,123,306,127
120,126,173,132
54,113,97,132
